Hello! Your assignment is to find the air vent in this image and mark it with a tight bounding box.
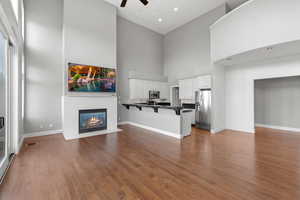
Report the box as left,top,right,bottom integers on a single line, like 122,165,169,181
26,142,37,146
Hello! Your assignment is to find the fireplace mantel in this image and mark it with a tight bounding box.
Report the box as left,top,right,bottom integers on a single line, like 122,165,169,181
62,96,120,140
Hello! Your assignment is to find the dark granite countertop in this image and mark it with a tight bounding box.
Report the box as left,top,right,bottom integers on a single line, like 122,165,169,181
122,103,192,115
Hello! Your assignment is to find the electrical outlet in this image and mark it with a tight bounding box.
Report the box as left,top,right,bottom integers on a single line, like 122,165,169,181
39,125,44,129
49,124,53,128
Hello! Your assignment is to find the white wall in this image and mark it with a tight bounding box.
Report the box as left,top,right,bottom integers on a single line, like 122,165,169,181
163,4,226,83
211,0,300,133
25,1,162,129
254,85,264,125
117,17,164,122
63,0,116,74
24,0,117,134
225,55,300,133
62,0,118,136
24,0,63,133
211,0,300,62
162,5,226,133
255,76,300,129
63,0,117,96
211,64,225,133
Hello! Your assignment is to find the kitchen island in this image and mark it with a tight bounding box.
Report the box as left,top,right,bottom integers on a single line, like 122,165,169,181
121,104,193,139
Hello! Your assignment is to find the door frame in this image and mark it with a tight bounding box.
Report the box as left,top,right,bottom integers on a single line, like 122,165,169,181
0,31,10,179
0,3,22,179
0,1,22,155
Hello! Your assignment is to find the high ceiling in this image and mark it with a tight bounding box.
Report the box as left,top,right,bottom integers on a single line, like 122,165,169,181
104,0,249,34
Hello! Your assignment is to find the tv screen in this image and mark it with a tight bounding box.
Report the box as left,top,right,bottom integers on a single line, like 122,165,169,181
68,63,116,93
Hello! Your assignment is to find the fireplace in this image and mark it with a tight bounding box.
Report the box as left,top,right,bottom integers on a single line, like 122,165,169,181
79,109,107,134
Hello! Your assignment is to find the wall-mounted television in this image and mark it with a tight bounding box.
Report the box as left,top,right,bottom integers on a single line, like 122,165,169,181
68,63,116,93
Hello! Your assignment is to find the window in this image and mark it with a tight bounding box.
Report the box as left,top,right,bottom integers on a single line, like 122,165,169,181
21,0,24,39
10,0,19,22
21,53,25,120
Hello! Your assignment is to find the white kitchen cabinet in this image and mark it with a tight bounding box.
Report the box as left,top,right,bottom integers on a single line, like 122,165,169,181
178,80,185,99
193,75,211,90
199,75,212,89
152,81,159,91
179,78,194,100
129,79,169,100
142,80,151,99
192,78,199,100
179,75,212,101
192,78,200,91
159,82,169,99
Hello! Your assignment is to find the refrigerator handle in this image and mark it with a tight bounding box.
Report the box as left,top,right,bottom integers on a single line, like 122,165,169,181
0,116,4,130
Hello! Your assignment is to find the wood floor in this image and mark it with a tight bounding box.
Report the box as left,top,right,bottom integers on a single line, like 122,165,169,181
1,125,300,200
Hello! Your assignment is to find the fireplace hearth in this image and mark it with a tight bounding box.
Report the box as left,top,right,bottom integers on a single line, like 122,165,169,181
79,109,107,134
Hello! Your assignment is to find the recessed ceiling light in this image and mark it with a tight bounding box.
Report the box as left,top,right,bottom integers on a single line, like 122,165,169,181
174,7,179,12
158,18,163,22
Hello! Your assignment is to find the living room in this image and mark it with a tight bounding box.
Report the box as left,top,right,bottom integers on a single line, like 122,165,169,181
1,0,300,199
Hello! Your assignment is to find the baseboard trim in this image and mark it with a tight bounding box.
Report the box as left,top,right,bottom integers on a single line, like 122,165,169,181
256,124,300,133
225,129,255,134
118,121,131,125
118,121,182,139
63,129,123,140
212,128,255,134
24,130,63,138
211,128,225,134
17,136,25,154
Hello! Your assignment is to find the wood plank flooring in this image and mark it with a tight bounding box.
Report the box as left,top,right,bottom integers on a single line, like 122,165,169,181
1,125,300,200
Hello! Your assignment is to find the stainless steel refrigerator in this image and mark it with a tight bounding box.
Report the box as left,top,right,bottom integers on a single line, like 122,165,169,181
195,89,211,130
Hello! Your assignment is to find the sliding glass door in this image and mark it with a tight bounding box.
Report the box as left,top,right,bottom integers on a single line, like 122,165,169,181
0,30,9,179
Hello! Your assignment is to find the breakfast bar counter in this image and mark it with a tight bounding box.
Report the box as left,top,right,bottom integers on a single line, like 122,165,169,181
122,103,193,139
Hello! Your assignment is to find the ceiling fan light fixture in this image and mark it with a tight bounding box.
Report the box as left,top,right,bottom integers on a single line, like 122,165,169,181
139,0,149,6
120,0,127,7
121,0,149,7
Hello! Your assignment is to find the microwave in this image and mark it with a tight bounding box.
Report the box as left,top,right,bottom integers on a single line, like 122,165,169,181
149,90,160,100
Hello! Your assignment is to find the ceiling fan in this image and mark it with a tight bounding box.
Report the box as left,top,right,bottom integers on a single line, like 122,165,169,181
120,0,149,7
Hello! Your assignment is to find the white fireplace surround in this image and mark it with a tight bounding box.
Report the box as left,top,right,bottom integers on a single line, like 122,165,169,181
62,96,120,140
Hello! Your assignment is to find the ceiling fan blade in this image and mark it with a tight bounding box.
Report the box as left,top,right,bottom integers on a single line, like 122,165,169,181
139,0,149,6
120,0,127,7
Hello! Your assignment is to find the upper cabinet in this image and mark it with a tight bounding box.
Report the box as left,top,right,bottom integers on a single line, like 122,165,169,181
179,75,211,101
158,82,169,99
179,78,194,100
129,79,169,100
210,0,300,65
130,75,211,101
193,75,211,90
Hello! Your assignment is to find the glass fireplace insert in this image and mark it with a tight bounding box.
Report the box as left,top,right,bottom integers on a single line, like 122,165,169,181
79,109,107,134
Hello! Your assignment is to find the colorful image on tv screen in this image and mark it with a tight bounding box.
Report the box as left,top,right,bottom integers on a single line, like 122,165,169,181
68,63,116,93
